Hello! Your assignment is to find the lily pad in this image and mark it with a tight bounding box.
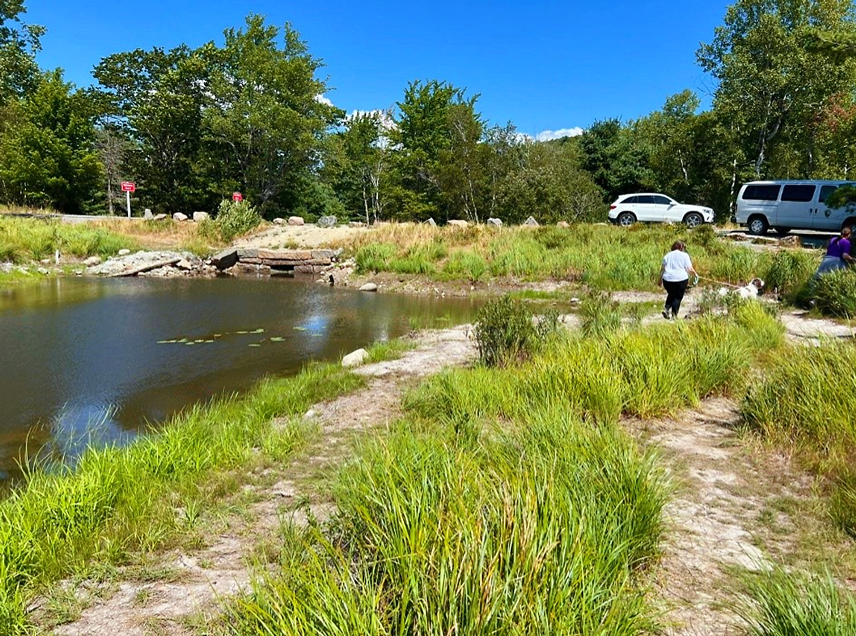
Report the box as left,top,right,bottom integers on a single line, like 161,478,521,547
293,326,307,331
248,343,261,347
270,337,285,342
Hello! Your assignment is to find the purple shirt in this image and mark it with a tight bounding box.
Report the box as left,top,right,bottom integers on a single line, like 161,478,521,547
827,237,851,259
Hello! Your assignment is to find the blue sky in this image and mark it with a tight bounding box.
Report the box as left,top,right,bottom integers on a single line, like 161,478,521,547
25,0,728,138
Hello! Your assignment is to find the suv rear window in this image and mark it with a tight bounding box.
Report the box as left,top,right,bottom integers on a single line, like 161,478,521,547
742,184,781,201
781,184,816,202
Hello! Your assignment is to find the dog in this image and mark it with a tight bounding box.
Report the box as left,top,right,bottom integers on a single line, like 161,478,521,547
718,278,765,299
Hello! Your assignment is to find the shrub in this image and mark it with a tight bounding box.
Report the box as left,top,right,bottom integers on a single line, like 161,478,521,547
474,295,558,366
213,200,261,242
814,269,856,318
355,242,396,272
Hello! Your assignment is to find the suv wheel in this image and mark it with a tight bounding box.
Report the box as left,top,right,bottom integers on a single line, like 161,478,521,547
683,212,703,228
617,212,636,227
747,215,769,236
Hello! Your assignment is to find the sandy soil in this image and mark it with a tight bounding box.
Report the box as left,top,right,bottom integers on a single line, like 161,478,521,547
234,223,367,250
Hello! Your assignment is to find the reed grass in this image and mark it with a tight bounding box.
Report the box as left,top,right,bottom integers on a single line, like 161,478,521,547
0,364,362,634
0,217,136,264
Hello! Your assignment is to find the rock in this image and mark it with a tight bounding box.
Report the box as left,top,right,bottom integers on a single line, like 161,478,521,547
173,213,188,222
40,258,51,264
176,259,193,270
153,214,168,221
524,216,539,227
210,248,239,270
348,221,366,227
317,215,337,228
487,217,502,227
273,217,285,225
426,218,437,227
779,235,802,248
557,221,570,228
342,348,369,367
144,209,153,220
118,249,131,256
37,267,49,275
288,216,305,226
359,283,378,292
83,256,102,266
448,219,469,228
192,211,209,222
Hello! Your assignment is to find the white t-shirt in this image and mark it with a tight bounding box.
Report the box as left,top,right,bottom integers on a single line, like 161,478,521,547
662,250,693,282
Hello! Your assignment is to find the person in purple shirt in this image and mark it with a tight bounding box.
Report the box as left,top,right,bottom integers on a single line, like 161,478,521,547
815,227,854,277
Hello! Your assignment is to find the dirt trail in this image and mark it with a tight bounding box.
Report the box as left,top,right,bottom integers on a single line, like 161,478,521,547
45,326,476,636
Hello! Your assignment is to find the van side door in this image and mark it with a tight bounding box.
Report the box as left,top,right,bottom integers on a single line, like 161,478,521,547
777,184,816,230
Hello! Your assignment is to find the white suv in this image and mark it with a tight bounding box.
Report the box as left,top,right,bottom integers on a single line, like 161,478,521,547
608,193,714,228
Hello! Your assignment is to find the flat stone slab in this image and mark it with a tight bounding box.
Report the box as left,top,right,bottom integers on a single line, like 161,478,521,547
210,248,238,270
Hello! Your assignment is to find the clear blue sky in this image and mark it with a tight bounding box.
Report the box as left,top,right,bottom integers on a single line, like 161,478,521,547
25,0,728,139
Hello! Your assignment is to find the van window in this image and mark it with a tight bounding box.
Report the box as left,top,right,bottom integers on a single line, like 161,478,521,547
819,185,837,203
781,184,816,202
742,184,781,201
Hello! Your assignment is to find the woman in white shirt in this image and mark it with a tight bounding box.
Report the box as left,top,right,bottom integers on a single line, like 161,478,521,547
658,240,697,319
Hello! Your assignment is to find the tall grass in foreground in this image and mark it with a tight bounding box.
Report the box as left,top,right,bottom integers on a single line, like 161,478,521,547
0,217,136,263
741,341,856,535
737,568,856,635
225,306,784,634
0,364,362,634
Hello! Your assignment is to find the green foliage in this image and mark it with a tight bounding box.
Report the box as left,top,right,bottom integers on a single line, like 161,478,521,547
0,0,44,103
825,184,856,211
580,290,622,337
474,295,558,367
0,217,134,262
737,568,856,635
815,269,856,317
763,249,818,304
212,199,261,242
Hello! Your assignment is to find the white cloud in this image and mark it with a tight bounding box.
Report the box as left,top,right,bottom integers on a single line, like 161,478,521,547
535,127,584,142
315,94,334,107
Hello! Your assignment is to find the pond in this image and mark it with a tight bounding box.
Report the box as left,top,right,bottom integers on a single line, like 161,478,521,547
0,277,479,479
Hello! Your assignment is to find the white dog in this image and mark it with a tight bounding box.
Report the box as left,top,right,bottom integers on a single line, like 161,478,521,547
718,278,764,299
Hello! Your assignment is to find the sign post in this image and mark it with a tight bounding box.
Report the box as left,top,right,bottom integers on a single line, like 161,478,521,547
121,181,136,217
232,192,243,203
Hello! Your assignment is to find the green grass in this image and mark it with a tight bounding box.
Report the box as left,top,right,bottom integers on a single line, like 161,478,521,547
363,338,414,363
0,363,363,634
224,306,785,634
0,217,136,264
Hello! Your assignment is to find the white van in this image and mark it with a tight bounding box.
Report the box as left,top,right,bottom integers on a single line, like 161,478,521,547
735,180,856,235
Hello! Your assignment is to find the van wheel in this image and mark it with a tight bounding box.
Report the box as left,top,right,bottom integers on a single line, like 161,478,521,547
683,212,703,228
617,212,636,227
774,227,791,236
747,215,769,236
843,218,856,231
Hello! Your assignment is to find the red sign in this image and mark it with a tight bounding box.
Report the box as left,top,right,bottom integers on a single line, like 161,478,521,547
232,191,243,202
120,181,136,193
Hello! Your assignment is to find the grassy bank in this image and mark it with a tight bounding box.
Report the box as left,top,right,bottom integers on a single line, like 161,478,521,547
0,363,362,634
347,223,799,291
0,216,136,264
224,304,784,633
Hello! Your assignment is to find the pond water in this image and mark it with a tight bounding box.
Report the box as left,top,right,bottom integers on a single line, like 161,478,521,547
0,277,478,479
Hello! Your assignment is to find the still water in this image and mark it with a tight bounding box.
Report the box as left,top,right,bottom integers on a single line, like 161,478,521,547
0,277,478,478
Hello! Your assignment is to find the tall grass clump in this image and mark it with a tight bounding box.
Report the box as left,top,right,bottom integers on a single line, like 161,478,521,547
580,290,622,337
474,295,559,366
736,568,856,635
0,363,362,634
763,249,818,304
228,412,668,634
211,199,261,242
0,217,135,263
814,269,856,318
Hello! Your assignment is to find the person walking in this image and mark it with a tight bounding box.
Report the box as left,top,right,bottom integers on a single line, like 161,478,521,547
659,240,697,320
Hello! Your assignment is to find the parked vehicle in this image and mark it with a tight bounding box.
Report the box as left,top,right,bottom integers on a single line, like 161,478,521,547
735,180,856,235
608,193,714,228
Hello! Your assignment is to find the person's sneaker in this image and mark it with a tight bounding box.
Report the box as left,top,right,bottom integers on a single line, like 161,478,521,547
662,309,671,320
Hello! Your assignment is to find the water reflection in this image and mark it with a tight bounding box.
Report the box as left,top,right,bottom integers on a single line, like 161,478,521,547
0,277,478,479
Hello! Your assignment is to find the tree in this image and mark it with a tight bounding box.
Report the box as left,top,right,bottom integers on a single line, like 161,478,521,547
579,119,653,201
698,0,856,177
0,0,44,103
201,15,339,217
0,71,101,213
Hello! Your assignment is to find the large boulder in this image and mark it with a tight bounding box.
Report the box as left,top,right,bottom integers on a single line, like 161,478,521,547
143,209,153,220
487,217,502,227
317,215,337,228
273,217,285,225
118,249,131,256
288,216,305,226
192,211,209,223
173,212,188,222
448,219,468,228
153,213,168,221
84,256,102,267
523,216,539,227
426,218,437,227
342,348,369,368
359,282,378,292
210,248,239,270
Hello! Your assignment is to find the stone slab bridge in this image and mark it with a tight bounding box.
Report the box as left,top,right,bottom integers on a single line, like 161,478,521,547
210,248,337,274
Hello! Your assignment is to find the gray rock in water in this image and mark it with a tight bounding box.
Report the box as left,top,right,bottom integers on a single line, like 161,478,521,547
37,267,49,275
273,217,285,225
288,216,305,226
359,283,378,292
173,213,188,222
487,217,502,227
426,218,437,227
83,256,102,266
342,348,369,367
210,248,239,270
317,215,337,228
143,209,153,220
524,216,539,227
118,249,131,256
192,211,209,222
